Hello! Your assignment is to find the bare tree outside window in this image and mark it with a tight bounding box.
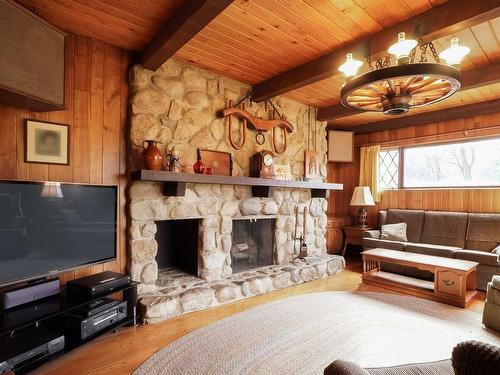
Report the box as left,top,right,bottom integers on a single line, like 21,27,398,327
404,138,500,188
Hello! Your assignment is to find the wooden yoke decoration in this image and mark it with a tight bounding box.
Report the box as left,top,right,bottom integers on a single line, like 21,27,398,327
222,96,294,154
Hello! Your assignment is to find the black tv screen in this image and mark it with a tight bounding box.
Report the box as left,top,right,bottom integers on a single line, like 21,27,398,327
0,181,117,287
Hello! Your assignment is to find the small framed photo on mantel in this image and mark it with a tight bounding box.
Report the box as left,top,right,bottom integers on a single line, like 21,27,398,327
25,120,69,165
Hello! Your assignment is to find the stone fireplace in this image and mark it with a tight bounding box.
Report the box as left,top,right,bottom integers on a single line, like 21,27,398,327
128,59,344,322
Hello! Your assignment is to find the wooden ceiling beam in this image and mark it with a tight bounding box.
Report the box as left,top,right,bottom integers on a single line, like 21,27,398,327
251,0,500,102
141,0,234,71
317,62,500,122
329,98,500,134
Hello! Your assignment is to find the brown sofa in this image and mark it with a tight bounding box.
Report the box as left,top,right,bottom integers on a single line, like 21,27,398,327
362,209,500,290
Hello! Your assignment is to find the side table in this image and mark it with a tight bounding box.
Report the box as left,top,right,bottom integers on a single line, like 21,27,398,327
342,225,374,256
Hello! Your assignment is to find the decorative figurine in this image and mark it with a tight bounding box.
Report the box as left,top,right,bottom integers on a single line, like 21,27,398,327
167,147,181,173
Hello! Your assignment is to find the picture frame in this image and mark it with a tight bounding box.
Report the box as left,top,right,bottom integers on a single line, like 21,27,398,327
304,150,320,179
274,164,291,180
25,120,69,165
198,149,232,176
328,130,354,163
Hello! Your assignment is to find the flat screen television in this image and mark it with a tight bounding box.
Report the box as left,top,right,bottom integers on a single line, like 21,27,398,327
0,180,117,287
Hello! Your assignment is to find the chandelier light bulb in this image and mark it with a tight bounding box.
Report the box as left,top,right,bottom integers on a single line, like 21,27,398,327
338,53,363,78
388,32,417,64
439,37,470,66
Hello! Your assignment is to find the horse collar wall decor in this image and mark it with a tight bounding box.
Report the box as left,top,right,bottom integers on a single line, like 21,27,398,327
222,94,294,154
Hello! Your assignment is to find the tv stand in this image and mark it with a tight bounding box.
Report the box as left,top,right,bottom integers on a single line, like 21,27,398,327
0,280,138,374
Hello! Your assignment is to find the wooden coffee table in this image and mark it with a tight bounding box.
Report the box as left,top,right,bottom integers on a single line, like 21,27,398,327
361,248,479,308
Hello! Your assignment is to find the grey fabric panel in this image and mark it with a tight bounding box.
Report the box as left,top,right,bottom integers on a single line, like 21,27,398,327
421,211,468,248
378,210,387,228
367,360,453,375
493,275,500,288
486,282,500,305
324,360,370,375
483,302,500,332
465,213,500,251
454,250,500,266
476,264,500,291
381,262,434,281
386,209,425,243
405,243,458,258
362,237,405,251
363,230,381,239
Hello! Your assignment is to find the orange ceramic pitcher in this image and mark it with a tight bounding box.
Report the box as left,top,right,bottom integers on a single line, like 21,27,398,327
142,140,163,170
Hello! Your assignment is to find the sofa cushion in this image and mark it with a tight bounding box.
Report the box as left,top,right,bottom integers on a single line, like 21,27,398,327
362,237,405,251
405,242,459,258
381,223,407,242
465,213,500,252
421,211,468,248
385,209,425,243
454,250,500,266
362,230,380,239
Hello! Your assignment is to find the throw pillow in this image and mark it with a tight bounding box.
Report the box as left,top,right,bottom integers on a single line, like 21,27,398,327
381,222,408,242
492,245,500,255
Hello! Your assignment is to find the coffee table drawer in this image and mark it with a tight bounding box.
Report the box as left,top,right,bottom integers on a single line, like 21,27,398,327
436,269,462,296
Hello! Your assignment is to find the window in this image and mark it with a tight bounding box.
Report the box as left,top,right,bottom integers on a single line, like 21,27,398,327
378,149,399,189
403,138,500,188
377,137,500,189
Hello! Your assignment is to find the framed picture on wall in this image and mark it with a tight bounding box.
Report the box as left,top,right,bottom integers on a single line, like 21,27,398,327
198,149,232,176
25,120,69,165
328,130,354,163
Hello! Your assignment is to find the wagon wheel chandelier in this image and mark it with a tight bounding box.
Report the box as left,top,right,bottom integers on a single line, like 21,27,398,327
338,33,470,115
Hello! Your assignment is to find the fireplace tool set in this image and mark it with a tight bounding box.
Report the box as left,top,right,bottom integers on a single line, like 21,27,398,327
292,205,309,264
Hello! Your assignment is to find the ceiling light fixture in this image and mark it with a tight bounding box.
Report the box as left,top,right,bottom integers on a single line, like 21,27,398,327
439,37,470,66
339,33,469,115
388,32,417,65
338,53,363,78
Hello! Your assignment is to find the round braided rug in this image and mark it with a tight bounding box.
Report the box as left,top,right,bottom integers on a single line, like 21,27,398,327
134,292,500,375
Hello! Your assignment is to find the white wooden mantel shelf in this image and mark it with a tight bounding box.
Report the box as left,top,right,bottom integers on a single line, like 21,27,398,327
131,170,343,198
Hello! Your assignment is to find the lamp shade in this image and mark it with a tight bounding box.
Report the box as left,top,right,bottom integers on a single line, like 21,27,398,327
350,186,375,206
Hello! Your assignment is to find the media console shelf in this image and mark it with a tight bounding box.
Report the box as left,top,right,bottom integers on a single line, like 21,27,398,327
0,281,138,374
131,170,343,198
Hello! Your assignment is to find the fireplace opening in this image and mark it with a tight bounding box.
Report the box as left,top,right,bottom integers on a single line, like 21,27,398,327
231,218,275,273
155,219,200,276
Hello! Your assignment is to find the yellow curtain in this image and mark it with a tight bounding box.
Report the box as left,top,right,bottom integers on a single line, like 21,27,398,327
359,145,381,202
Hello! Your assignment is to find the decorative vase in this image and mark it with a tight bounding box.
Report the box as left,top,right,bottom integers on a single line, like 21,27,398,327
193,158,205,174
142,140,163,170
205,167,213,175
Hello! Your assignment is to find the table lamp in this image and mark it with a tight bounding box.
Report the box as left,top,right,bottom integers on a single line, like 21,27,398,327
350,186,375,227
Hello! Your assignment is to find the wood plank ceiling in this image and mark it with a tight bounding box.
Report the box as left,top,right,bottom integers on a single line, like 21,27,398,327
17,0,500,132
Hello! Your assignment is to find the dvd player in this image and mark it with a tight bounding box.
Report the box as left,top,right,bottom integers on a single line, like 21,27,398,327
67,271,130,301
0,327,64,374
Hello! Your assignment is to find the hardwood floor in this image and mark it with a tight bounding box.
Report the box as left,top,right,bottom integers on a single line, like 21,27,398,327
33,258,486,375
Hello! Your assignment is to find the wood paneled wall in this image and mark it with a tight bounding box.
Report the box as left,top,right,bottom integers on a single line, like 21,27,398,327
0,34,130,284
327,112,500,226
